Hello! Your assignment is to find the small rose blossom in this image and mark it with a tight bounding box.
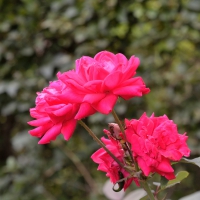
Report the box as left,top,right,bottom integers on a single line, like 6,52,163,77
91,137,139,191
57,51,150,119
125,113,190,180
28,80,79,144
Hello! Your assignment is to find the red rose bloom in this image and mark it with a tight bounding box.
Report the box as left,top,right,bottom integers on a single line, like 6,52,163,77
125,113,190,180
91,137,139,191
28,80,79,144
57,51,150,119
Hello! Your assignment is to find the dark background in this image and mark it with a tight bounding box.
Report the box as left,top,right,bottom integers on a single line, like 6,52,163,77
0,0,200,199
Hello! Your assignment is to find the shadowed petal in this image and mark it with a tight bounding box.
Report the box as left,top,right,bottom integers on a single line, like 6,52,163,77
75,102,96,119
156,158,174,173
38,123,62,144
137,157,152,176
61,119,77,140
29,122,52,137
92,94,118,114
28,117,51,126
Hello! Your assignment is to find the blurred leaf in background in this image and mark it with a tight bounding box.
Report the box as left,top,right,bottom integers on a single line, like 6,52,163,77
0,0,200,199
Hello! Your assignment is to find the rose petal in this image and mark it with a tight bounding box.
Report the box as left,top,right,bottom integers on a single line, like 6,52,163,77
29,122,53,137
28,117,51,126
57,90,84,103
161,149,182,161
103,71,123,90
75,102,96,119
52,104,73,116
113,86,144,97
38,123,62,144
61,119,77,140
83,93,106,104
156,158,174,173
137,157,152,176
92,94,118,114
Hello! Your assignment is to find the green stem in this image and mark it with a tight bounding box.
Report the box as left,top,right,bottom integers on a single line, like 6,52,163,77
111,109,126,139
111,109,139,171
78,120,131,173
140,181,156,200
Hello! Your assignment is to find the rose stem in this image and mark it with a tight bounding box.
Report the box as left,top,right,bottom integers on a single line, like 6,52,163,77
140,181,156,200
78,120,132,173
111,109,139,171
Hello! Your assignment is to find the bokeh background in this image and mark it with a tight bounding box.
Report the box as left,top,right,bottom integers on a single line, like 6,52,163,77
0,0,200,199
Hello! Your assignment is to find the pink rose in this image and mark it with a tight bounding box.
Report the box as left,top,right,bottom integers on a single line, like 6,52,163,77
28,80,79,144
125,113,190,180
57,51,150,119
91,137,139,191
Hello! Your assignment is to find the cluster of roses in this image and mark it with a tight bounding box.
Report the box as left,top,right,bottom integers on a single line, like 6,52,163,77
28,51,190,190
92,114,190,190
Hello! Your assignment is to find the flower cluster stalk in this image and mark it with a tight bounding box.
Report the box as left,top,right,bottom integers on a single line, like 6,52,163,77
111,109,139,171
78,120,131,173
140,181,156,200
111,109,126,139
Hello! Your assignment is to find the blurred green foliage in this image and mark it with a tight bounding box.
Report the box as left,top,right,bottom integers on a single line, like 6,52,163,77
0,0,200,199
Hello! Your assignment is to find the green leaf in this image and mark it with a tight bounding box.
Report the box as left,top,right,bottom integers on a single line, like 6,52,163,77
171,161,178,165
181,157,200,168
161,171,189,190
160,176,168,188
